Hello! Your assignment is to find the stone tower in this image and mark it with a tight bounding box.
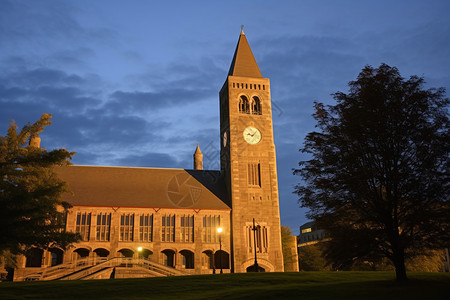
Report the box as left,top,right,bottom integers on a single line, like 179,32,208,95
193,143,203,170
220,29,284,272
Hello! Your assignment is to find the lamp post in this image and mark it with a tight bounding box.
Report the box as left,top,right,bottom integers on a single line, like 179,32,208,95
251,218,260,272
137,247,143,262
217,227,223,274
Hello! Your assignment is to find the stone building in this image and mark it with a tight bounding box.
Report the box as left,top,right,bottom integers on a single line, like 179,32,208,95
13,29,285,281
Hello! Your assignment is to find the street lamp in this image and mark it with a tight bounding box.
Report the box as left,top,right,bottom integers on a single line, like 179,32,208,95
250,218,260,272
137,247,143,260
217,227,223,274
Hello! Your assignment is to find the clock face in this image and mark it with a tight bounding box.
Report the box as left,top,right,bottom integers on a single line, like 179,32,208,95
223,131,227,147
243,127,262,144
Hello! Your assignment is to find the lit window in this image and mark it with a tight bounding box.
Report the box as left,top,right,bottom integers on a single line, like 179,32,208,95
202,215,221,243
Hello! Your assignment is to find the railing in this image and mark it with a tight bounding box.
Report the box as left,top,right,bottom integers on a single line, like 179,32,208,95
60,257,186,280
22,257,187,281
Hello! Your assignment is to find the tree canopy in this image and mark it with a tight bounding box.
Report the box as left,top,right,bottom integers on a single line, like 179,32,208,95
0,113,78,254
294,64,449,281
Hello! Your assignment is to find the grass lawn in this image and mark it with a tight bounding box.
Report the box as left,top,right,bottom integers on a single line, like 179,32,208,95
0,272,449,300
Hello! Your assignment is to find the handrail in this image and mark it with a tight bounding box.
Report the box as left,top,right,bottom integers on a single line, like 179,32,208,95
24,257,187,281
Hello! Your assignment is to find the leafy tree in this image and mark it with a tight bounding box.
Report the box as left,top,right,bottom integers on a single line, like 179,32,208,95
294,64,449,282
298,244,330,271
0,113,78,256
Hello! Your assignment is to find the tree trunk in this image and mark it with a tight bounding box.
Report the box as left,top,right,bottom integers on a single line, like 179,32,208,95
392,248,408,282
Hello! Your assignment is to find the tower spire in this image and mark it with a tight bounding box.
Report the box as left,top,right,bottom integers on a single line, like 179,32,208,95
228,28,262,78
193,142,203,170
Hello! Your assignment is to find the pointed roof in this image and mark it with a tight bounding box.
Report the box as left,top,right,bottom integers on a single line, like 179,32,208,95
194,143,202,156
228,29,263,78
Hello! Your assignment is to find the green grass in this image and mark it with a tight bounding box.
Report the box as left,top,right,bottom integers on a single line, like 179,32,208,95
0,272,449,300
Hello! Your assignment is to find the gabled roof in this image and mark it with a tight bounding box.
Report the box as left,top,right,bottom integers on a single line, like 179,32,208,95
228,29,263,78
55,165,230,210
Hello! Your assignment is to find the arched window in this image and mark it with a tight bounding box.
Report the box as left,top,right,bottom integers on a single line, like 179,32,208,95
251,96,261,115
239,96,250,114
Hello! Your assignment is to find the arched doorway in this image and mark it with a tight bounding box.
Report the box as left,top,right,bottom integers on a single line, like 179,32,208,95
246,264,265,272
48,248,64,266
214,250,229,270
93,248,110,258
25,248,43,267
161,249,175,268
118,248,134,258
180,250,194,269
202,250,214,269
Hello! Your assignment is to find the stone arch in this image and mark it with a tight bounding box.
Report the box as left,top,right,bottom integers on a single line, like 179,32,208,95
161,249,175,268
25,248,43,268
214,250,230,270
93,248,110,258
239,95,250,114
242,258,274,273
138,248,153,259
251,96,261,115
73,247,90,259
202,250,214,269
117,248,134,258
48,247,64,266
179,250,194,269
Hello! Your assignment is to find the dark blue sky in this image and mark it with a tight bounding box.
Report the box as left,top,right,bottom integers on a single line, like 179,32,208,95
1,0,449,234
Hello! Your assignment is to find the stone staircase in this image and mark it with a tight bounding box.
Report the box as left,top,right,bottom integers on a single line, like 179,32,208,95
18,257,187,281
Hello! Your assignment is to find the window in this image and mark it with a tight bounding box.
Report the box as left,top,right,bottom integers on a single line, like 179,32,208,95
181,215,194,242
96,213,111,241
246,223,268,253
248,163,261,187
139,214,153,242
76,212,91,241
162,214,175,242
119,213,134,242
301,228,312,234
202,215,221,243
251,96,261,115
239,95,250,114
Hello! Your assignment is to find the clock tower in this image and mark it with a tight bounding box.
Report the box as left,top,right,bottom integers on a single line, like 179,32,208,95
220,29,284,272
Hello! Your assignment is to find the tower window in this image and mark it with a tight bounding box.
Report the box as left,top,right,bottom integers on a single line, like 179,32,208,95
248,163,261,187
246,223,268,253
232,83,235,88
251,96,261,115
239,95,250,114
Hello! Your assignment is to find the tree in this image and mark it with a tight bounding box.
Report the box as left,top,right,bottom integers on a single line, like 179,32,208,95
298,244,330,271
0,113,78,256
294,64,449,282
